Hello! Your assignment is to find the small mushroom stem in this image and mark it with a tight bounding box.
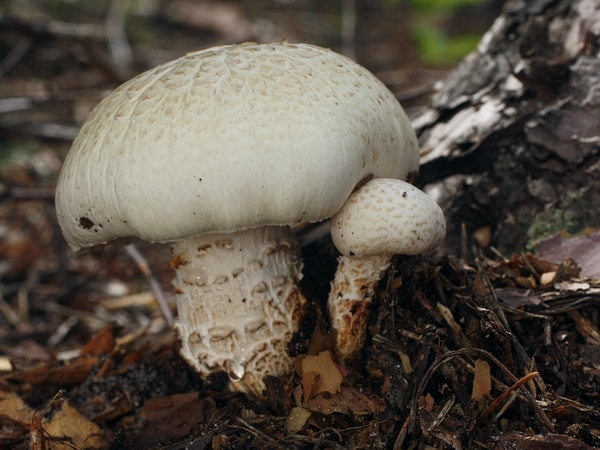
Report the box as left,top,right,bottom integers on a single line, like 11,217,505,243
328,254,393,363
327,178,447,362
171,226,306,397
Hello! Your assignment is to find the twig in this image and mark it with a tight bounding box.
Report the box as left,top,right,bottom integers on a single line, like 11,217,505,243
0,36,32,77
0,290,20,326
392,414,411,450
47,21,103,39
233,416,277,444
31,390,74,450
479,371,539,420
47,315,79,348
105,0,133,76
17,266,40,324
0,96,34,114
15,122,79,141
567,309,600,346
0,14,104,39
39,301,111,328
474,253,548,394
5,187,56,200
460,222,468,263
474,256,511,331
341,0,357,60
426,394,455,432
395,83,435,103
410,348,556,434
536,296,600,314
125,244,174,325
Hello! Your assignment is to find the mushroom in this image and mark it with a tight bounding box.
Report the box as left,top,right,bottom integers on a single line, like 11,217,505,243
55,41,419,397
328,178,446,362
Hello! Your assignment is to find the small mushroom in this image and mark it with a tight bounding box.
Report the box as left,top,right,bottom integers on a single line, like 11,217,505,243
55,42,420,396
328,178,446,362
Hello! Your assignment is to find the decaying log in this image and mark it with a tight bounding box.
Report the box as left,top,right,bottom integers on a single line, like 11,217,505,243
415,0,600,256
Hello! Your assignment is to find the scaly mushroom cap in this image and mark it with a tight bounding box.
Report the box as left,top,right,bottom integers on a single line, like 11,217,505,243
55,41,419,251
330,178,446,258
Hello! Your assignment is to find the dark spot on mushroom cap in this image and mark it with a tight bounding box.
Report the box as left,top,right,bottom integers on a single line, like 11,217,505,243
78,217,94,229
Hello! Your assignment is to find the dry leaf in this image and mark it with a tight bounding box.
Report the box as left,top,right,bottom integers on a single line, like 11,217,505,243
471,359,492,403
302,385,385,415
473,225,492,248
537,228,600,278
306,323,336,356
4,356,99,385
300,351,345,400
0,390,35,426
419,393,435,413
43,401,105,449
301,371,319,402
540,271,556,285
136,393,218,448
284,407,312,432
515,276,537,289
143,391,201,422
399,352,413,374
80,324,115,357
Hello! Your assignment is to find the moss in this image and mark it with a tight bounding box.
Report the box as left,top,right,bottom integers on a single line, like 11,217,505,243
527,187,600,249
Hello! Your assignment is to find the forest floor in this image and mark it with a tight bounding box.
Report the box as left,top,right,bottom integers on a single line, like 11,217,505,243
1,1,599,449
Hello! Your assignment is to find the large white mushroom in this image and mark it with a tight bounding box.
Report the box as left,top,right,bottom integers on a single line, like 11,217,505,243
55,41,420,397
329,178,446,362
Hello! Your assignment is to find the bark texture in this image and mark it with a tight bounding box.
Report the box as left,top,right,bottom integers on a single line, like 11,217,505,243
415,0,600,257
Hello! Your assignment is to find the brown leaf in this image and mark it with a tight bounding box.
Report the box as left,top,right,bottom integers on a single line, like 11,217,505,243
300,351,345,400
419,393,435,413
302,385,385,415
43,401,105,450
143,392,204,422
301,371,319,402
4,356,99,385
495,287,543,308
137,394,218,449
306,322,336,356
0,390,35,427
80,324,115,357
471,359,492,403
537,230,600,279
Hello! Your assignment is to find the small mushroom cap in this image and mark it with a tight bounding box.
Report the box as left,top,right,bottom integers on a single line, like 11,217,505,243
56,42,419,251
330,178,446,257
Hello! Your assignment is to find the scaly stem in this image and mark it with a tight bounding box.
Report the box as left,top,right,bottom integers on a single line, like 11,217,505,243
172,226,306,397
328,254,392,363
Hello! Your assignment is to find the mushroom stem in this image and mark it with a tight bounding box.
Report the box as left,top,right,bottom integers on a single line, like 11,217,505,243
327,178,447,363
328,254,393,363
172,226,306,397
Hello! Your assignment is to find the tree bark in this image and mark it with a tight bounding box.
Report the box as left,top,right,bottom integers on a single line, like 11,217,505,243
415,0,600,257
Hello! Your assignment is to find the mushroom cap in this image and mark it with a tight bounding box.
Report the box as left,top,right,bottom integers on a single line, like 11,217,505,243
56,42,419,251
330,178,446,257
